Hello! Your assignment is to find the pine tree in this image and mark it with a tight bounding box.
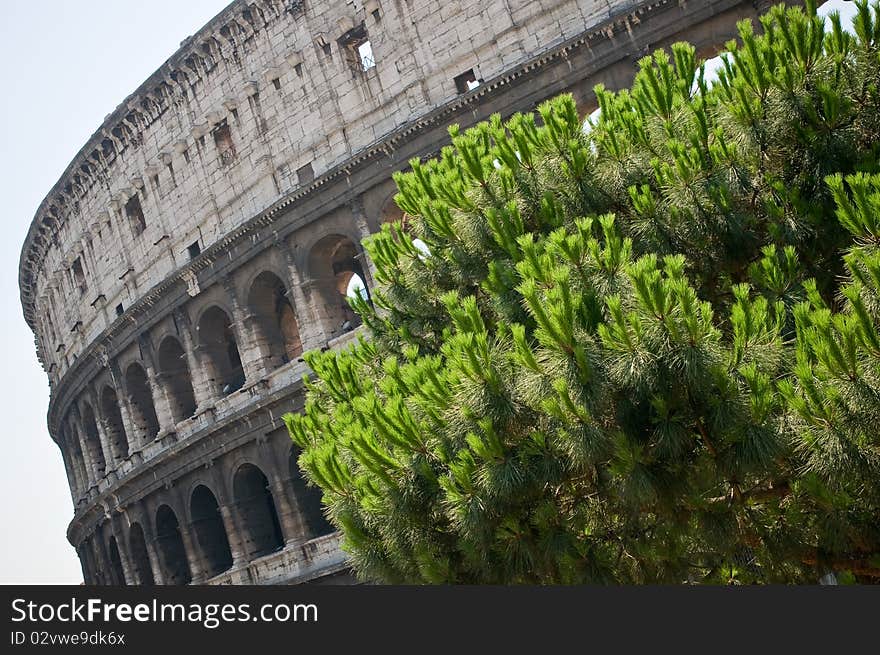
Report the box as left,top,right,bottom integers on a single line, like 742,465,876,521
285,1,880,584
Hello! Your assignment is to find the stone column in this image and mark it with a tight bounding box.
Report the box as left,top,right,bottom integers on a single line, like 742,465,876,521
174,308,219,411
269,474,306,546
178,522,205,584
351,195,377,289
84,385,119,470
138,509,165,585
221,276,270,383
138,335,176,436
95,527,117,585
70,410,101,487
108,361,145,451
219,503,249,567
110,518,134,585
275,238,328,351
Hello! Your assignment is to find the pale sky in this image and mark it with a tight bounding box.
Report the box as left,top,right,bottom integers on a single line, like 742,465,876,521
0,0,857,585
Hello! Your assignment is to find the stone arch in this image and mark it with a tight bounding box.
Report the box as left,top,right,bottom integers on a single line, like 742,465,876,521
128,523,154,585
379,192,405,226
78,407,106,479
107,535,126,585
190,484,233,577
157,336,197,423
98,388,129,461
307,234,369,339
155,504,191,585
197,305,245,396
124,363,159,441
246,270,302,369
289,444,334,539
233,463,283,558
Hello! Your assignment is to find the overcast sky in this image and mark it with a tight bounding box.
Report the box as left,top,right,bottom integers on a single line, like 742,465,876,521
0,1,857,585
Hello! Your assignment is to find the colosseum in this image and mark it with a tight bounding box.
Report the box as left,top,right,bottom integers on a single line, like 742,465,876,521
19,0,786,585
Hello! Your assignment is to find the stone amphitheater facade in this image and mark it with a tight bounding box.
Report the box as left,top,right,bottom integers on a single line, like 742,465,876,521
19,0,783,585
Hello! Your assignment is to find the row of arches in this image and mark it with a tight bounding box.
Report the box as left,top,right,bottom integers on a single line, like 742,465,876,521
85,450,334,585
61,236,371,499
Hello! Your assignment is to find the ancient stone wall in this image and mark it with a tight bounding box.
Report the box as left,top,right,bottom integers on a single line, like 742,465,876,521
19,0,785,584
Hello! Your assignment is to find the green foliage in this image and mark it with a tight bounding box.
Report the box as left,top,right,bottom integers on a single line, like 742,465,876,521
285,2,880,583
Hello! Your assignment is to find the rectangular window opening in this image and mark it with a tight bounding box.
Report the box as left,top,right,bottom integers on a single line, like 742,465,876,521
294,62,303,77
125,194,147,235
72,258,87,295
454,69,480,94
271,77,281,91
115,303,124,316
187,241,201,259
212,119,236,165
152,173,160,190
339,24,374,73
322,42,332,57
182,148,191,163
372,9,381,22
296,162,314,186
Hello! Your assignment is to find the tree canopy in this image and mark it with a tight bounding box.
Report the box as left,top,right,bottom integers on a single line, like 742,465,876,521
285,1,880,583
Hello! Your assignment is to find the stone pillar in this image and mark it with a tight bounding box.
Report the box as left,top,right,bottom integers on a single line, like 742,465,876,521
178,522,205,584
108,361,145,451
219,503,249,567
351,195,377,289
174,308,218,411
70,410,101,487
275,238,328,351
138,509,166,585
269,475,306,545
59,438,83,502
84,386,119,470
138,335,176,435
95,527,116,585
221,276,270,383
110,518,134,585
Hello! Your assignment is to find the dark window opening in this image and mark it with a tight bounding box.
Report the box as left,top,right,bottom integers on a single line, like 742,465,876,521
72,258,87,295
372,8,381,22
125,194,147,235
152,174,160,190
294,62,303,77
271,77,281,91
115,303,124,316
167,162,176,187
454,69,480,94
321,42,332,57
231,107,239,122
187,241,201,259
212,120,235,165
296,162,314,185
338,23,374,72
182,148,191,164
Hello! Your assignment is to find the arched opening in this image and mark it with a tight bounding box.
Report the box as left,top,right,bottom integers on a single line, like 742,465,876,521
107,535,126,585
157,336,197,423
190,485,233,577
125,364,160,441
289,445,334,539
155,505,191,585
98,389,128,462
233,464,283,558
247,271,302,369
197,306,245,396
78,407,106,478
128,523,154,585
308,234,369,339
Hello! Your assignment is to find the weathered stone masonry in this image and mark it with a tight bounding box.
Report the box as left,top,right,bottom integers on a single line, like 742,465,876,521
18,0,787,584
